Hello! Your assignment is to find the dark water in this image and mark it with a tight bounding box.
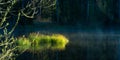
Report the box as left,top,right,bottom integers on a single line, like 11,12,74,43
16,33,120,60
14,23,120,60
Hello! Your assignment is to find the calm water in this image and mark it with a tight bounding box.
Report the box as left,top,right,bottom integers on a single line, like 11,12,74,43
15,23,120,60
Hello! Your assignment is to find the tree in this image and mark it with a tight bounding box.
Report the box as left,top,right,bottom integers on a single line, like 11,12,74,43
0,0,56,60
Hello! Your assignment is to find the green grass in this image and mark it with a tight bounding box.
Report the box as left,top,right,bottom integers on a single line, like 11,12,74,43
16,36,31,51
16,33,69,52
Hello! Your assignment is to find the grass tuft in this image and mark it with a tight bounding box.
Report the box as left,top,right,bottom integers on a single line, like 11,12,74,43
16,33,69,52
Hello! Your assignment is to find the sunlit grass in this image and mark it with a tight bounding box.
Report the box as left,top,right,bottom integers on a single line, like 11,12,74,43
16,33,69,52
50,34,69,50
16,36,31,51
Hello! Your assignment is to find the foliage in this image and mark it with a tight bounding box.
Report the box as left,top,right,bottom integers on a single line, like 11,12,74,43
0,0,25,59
17,33,69,52
0,9,21,60
16,36,31,52
0,0,56,60
50,34,69,50
0,36,17,60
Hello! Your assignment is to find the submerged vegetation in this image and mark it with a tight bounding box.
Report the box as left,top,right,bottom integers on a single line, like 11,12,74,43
17,33,69,52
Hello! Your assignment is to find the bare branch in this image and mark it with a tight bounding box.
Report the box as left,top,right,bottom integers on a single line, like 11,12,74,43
0,0,17,27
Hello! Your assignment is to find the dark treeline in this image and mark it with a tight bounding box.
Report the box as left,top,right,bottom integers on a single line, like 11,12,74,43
4,0,120,32
52,0,120,30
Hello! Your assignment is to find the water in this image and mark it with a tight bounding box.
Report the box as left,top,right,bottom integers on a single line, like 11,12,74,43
14,23,120,60
14,0,120,60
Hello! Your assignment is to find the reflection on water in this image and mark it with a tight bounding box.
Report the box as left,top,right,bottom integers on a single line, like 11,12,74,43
65,34,120,60
14,24,120,59
16,32,120,60
14,23,120,60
